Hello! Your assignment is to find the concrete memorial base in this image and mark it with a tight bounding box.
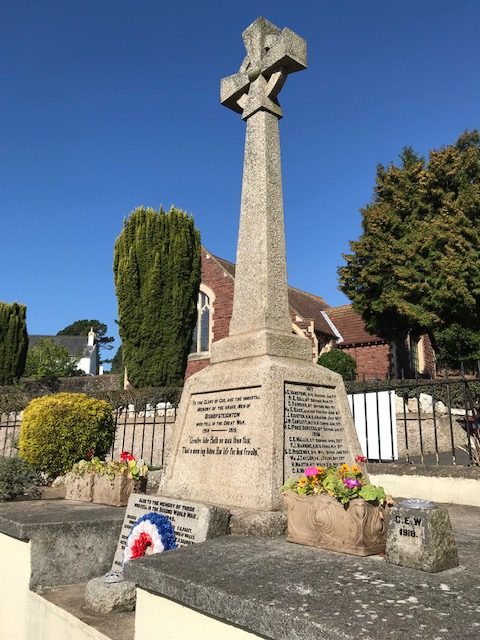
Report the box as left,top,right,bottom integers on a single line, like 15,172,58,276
385,499,459,572
159,355,363,512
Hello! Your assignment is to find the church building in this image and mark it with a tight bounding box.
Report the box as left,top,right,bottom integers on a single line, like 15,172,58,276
186,248,436,381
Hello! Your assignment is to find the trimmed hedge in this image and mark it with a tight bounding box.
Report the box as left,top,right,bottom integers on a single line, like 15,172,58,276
0,385,182,414
318,349,357,381
18,393,115,477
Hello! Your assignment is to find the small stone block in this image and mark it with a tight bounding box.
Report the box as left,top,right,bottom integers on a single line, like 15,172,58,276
385,500,459,572
84,576,136,614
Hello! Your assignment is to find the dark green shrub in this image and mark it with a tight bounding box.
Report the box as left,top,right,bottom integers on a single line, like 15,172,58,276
0,302,28,385
0,457,41,501
18,392,115,477
114,206,201,387
318,349,357,381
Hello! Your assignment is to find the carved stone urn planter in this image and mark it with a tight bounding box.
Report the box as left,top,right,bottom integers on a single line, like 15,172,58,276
64,472,96,502
283,491,388,556
92,475,146,507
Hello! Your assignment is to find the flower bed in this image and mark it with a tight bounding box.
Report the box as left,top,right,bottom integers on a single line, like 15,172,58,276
65,451,147,506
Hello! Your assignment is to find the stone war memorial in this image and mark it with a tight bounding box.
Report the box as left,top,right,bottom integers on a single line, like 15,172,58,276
1,15,477,640
158,16,364,514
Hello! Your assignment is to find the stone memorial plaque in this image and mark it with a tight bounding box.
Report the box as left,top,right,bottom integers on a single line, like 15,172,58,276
111,493,229,571
179,387,262,461
385,502,459,572
284,382,351,479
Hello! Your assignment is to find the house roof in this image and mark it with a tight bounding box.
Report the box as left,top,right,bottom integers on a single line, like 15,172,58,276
207,250,336,339
325,305,386,346
28,335,90,357
209,253,236,278
287,287,334,337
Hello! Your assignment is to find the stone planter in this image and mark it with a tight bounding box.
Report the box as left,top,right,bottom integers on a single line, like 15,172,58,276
283,491,388,556
64,472,96,502
92,475,146,507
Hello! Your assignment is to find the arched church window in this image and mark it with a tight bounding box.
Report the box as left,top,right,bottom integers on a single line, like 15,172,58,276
190,290,212,354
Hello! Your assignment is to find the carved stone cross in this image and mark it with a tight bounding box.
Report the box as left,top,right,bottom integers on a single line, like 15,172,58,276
211,18,310,364
221,17,307,120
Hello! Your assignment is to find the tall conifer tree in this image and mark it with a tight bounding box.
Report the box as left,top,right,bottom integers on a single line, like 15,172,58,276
113,206,201,387
0,302,28,385
339,130,480,367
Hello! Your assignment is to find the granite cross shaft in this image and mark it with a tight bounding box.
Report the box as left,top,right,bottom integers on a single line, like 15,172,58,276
211,17,310,364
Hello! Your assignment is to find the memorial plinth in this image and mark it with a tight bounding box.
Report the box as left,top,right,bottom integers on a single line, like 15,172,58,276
158,17,363,512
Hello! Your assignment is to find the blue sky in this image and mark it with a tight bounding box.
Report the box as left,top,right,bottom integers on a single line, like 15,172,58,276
1,1,479,360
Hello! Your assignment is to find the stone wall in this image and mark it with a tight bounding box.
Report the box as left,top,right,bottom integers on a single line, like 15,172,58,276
396,412,467,459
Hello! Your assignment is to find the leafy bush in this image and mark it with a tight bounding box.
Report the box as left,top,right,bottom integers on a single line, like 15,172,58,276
18,393,115,477
318,349,357,381
0,457,41,501
24,338,79,379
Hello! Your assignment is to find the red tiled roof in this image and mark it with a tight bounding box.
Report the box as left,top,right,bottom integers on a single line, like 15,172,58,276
208,251,336,339
325,305,386,345
287,288,335,338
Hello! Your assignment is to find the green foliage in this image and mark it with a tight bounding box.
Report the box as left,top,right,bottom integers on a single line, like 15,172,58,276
19,392,115,477
359,484,386,503
282,463,387,506
70,454,148,480
435,324,480,370
318,349,357,381
114,206,201,387
57,319,114,363
0,457,41,501
0,302,28,385
339,131,480,365
109,345,123,375
24,338,79,379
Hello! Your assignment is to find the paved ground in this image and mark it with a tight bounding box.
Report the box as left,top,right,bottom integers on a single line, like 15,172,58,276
41,584,134,640
39,502,480,640
125,502,480,640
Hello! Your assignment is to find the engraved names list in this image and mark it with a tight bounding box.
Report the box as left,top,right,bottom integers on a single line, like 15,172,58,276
284,382,350,479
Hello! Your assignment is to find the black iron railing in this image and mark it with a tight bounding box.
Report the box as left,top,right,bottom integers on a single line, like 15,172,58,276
346,364,480,466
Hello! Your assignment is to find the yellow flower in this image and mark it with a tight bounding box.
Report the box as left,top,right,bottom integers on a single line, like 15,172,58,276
297,477,308,488
339,463,350,474
311,476,318,485
352,464,361,474
316,466,325,475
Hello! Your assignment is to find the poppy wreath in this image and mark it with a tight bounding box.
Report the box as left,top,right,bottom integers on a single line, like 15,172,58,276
123,512,177,564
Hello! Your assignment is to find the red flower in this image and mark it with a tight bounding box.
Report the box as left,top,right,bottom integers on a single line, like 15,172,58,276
120,451,135,463
130,532,152,559
355,455,367,463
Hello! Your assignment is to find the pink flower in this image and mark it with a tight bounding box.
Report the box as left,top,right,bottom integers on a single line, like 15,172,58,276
304,466,319,477
344,477,361,489
355,455,367,463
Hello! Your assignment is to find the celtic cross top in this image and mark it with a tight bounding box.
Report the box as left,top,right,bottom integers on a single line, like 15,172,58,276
220,17,307,120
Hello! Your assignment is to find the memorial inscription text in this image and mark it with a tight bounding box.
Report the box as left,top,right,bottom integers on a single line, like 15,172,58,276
180,387,261,458
112,495,206,570
284,383,350,478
